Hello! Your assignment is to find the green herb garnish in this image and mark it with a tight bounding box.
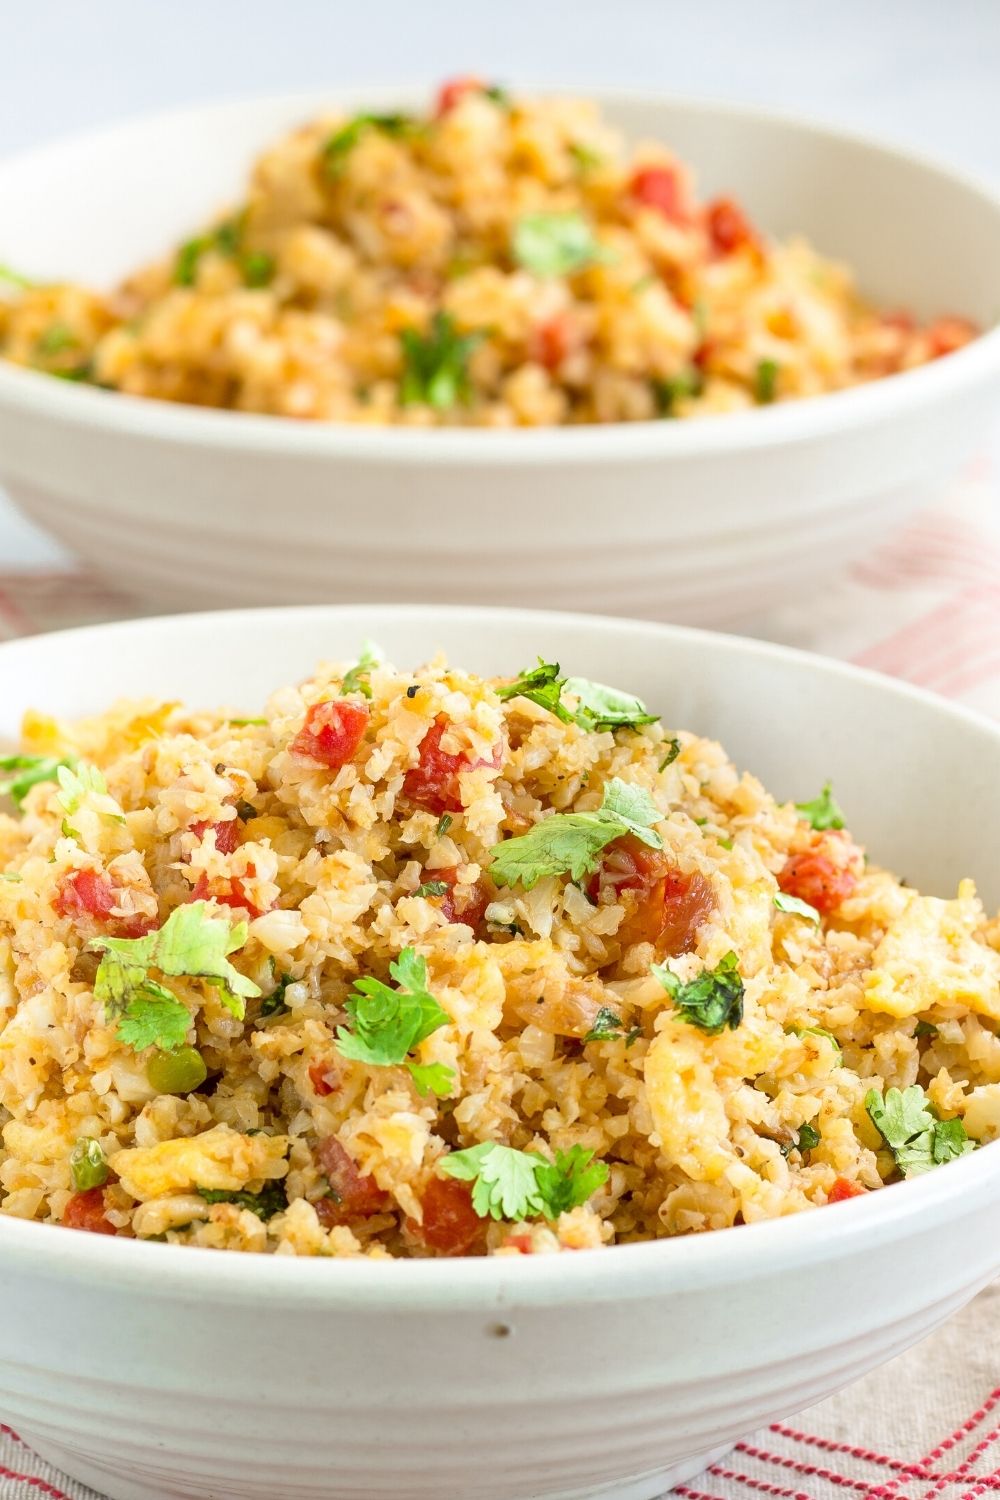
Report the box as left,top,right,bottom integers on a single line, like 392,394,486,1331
241,251,275,288
336,946,454,1096
70,1136,109,1191
794,782,845,831
781,1121,821,1157
414,881,450,899
512,212,612,278
754,358,780,404
35,324,77,356
583,1006,641,1045
197,1180,288,1221
399,312,482,409
651,951,744,1036
342,639,383,699
440,1141,608,1221
89,902,261,1052
865,1084,975,1178
914,1020,939,1039
323,113,416,176
490,777,663,892
773,892,821,924
497,659,658,731
0,753,75,810
658,739,681,771
568,141,603,173
436,813,453,838
653,369,704,416
790,1023,843,1063
259,972,294,1019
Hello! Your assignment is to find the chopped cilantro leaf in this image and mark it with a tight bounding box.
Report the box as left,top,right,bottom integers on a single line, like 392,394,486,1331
781,1121,821,1157
865,1084,975,1178
174,236,211,287
323,113,416,176
754,358,780,404
482,84,510,107
336,946,454,1095
652,951,744,1036
1,872,22,883
407,1060,456,1098
497,660,658,732
227,717,267,728
414,881,449,899
914,1020,939,1039
583,1006,641,1045
89,902,260,1051
197,1180,288,1221
512,212,612,278
259,972,294,1019
400,312,483,409
241,251,275,288
435,813,453,838
342,639,383,699
658,739,681,771
0,264,32,289
0,753,76,810
653,369,703,416
56,760,111,816
490,777,663,891
795,782,845,831
773,892,821,924
440,1141,608,1221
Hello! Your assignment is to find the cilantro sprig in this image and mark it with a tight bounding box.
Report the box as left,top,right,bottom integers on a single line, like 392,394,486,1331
336,947,454,1097
496,659,659,733
400,313,483,409
489,777,663,892
795,782,845,832
865,1085,974,1178
773,892,821,924
0,753,76,810
440,1142,608,1221
89,902,261,1053
513,212,612,277
583,1007,641,1045
781,1121,821,1158
652,951,744,1036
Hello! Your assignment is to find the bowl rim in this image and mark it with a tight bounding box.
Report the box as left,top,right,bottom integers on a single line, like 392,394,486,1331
0,600,998,1307
1,85,1000,467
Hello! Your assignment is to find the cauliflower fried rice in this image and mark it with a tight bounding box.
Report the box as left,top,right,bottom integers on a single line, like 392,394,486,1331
0,647,997,1259
0,80,977,426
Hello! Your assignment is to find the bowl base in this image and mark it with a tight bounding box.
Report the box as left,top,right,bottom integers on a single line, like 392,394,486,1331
21,1432,733,1500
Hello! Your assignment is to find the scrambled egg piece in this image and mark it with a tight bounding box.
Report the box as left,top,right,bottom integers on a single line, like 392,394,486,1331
110,1124,288,1201
864,880,1000,1022
644,1020,731,1181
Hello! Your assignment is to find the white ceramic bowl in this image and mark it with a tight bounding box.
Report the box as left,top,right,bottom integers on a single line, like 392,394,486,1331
0,603,998,1500
1,92,1000,627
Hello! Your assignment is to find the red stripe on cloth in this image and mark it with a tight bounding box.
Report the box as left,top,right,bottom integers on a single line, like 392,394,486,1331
734,1440,872,1491
918,1420,1000,1500
702,1461,818,1499
0,1464,74,1500
853,588,1000,682
867,1388,1000,1500
0,1425,25,1444
770,1424,910,1469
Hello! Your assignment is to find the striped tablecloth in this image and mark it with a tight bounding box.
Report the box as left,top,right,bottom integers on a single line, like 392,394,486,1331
0,457,998,1500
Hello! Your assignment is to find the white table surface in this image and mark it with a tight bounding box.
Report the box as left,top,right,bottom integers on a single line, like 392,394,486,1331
0,0,998,568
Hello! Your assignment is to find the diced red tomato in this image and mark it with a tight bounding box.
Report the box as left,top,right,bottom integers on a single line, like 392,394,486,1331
191,818,241,855
926,315,977,358
506,1231,535,1254
290,700,369,770
529,313,577,372
410,1175,485,1256
191,862,269,918
778,831,863,916
828,1177,867,1203
880,309,915,333
629,164,686,221
403,716,502,815
308,1059,338,1097
314,1136,391,1226
435,75,486,116
427,865,492,932
706,196,757,256
588,836,714,953
54,869,154,938
62,1187,116,1235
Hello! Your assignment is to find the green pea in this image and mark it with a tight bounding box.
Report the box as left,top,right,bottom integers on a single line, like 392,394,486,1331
146,1046,208,1095
70,1136,108,1191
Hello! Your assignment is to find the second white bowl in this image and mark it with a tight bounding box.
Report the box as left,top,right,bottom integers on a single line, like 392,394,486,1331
1,91,999,624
